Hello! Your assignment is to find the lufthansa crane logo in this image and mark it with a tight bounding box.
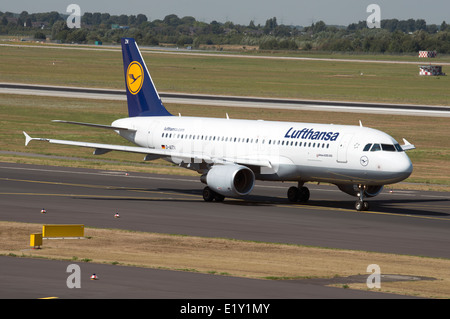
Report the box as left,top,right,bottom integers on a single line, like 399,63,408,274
126,61,144,95
360,156,369,167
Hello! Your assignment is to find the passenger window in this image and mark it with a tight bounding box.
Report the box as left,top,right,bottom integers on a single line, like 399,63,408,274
381,144,396,152
363,144,372,151
370,144,381,152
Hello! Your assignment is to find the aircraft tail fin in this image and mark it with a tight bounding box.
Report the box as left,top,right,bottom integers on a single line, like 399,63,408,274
121,38,172,117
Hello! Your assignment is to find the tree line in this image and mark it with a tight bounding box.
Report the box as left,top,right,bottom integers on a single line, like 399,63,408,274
1,10,449,53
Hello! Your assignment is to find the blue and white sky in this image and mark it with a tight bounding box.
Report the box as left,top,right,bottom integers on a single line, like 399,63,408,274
2,0,449,26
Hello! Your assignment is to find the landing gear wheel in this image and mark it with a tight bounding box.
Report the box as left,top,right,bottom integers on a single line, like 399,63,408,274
203,186,225,202
214,193,225,202
287,186,310,203
355,184,370,211
298,186,310,203
355,200,369,211
355,200,363,211
203,186,215,202
287,186,299,202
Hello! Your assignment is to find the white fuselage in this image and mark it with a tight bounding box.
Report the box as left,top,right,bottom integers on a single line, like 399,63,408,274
112,116,413,186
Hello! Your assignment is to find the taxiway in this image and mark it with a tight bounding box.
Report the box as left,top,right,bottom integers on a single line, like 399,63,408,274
1,162,449,298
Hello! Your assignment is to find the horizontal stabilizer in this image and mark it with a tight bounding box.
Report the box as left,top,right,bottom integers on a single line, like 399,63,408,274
52,120,136,132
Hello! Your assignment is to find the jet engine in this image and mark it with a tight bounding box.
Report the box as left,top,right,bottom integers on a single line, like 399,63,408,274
336,184,384,198
201,164,255,197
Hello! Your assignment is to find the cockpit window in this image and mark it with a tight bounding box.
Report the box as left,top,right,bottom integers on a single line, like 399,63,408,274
365,143,402,152
370,144,381,152
394,143,403,152
381,144,396,152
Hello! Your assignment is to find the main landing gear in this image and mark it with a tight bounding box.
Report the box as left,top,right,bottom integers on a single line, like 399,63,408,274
355,185,370,211
287,183,310,203
202,186,225,202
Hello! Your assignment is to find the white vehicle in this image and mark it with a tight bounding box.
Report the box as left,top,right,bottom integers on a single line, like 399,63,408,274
24,38,415,211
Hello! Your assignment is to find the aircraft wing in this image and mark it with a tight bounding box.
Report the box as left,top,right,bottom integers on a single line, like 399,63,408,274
23,132,272,168
221,156,272,168
24,131,154,155
52,120,136,132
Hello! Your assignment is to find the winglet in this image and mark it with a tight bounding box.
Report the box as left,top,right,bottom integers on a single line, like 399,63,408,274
23,131,32,146
401,138,416,151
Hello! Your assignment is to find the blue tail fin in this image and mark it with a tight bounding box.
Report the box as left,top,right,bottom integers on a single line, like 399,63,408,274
121,38,172,117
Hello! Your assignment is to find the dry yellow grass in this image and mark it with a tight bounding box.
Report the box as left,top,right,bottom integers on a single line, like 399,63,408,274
2,221,449,298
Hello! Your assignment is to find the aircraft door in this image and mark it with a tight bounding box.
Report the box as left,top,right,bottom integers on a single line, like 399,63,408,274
337,134,353,163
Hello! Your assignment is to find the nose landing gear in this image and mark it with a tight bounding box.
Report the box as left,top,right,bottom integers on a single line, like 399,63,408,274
355,185,370,211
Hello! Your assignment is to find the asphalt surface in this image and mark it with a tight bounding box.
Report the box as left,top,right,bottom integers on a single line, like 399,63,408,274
1,162,449,299
1,82,449,117
2,256,405,300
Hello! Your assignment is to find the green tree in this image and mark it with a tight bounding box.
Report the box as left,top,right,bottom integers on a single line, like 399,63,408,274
51,20,68,40
136,14,147,25
34,31,46,39
82,12,92,25
163,14,181,27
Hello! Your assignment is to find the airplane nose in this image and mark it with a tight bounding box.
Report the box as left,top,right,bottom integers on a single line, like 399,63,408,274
395,154,413,181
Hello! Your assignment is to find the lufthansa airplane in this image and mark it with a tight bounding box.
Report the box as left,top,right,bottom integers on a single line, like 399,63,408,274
24,38,415,211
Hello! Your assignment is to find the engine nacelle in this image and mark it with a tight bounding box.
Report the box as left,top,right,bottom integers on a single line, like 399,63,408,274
336,184,384,198
202,165,255,197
